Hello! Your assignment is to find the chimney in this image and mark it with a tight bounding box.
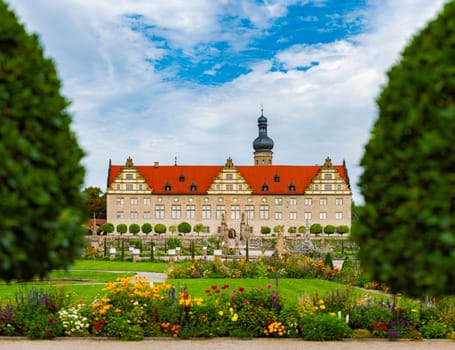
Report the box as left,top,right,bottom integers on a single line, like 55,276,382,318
154,161,159,168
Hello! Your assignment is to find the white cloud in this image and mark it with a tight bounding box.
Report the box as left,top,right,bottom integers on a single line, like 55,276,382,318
5,0,449,204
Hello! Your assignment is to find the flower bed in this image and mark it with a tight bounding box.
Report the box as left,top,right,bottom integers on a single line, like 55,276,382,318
0,277,454,341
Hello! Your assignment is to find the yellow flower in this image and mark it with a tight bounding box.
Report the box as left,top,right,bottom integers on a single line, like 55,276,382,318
329,312,336,317
115,308,122,313
319,305,326,310
218,311,224,316
231,313,238,322
319,300,324,305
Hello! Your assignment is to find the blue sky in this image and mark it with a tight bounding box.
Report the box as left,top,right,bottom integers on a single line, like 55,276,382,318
6,0,448,203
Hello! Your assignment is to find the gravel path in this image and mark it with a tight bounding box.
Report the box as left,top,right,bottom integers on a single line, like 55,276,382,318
0,338,453,350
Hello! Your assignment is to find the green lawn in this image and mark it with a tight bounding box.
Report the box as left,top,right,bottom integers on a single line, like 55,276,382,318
70,259,168,272
0,260,379,307
167,278,370,303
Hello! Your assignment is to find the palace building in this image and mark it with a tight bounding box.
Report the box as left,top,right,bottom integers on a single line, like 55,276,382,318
106,112,352,236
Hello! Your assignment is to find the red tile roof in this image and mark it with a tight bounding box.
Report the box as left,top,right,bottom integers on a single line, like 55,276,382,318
108,163,349,195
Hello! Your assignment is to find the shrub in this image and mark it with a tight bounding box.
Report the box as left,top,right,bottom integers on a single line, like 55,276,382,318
116,224,127,235
141,223,152,235
300,314,352,340
129,223,140,235
352,1,455,297
351,329,372,338
310,223,322,236
323,225,335,236
154,223,167,235
420,321,448,339
102,223,115,235
261,226,271,235
0,0,86,281
178,221,191,235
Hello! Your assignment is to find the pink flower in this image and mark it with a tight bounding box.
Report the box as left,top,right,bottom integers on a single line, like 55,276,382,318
244,299,249,304
232,295,237,300
267,284,271,289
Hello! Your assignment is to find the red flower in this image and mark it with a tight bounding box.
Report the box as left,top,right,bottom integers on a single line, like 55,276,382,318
211,285,218,290
215,289,221,293
205,289,211,294
93,319,106,332
222,284,229,290
238,287,245,293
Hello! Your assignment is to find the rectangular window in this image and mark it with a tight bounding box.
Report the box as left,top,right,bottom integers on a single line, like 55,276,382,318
304,212,312,220
204,226,210,233
216,205,225,220
231,205,240,220
320,212,327,220
239,184,243,191
290,212,297,220
155,205,164,219
245,205,255,220
275,198,283,206
130,211,138,219
304,198,312,205
314,185,319,191
126,184,133,191
335,198,343,206
226,184,233,191
226,174,233,180
324,174,332,180
260,205,269,220
186,205,195,219
116,197,124,205
202,205,211,220
324,184,332,191
336,212,343,220
116,184,121,190
172,205,181,219
216,184,221,191
337,184,342,191
320,198,327,206
143,211,151,219
275,212,282,220
131,198,138,205
116,211,124,219
289,198,297,206
138,184,143,191
144,198,151,205
126,174,133,180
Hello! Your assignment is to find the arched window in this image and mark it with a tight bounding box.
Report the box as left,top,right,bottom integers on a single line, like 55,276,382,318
179,173,185,182
289,182,296,191
262,182,269,192
164,182,171,191
190,182,197,192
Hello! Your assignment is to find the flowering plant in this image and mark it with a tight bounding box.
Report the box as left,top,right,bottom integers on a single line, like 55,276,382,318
58,302,90,336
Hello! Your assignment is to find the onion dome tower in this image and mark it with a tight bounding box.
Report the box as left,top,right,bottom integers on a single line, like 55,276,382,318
253,108,274,165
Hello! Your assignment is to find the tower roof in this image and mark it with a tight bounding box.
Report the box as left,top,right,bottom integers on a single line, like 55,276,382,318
253,110,274,152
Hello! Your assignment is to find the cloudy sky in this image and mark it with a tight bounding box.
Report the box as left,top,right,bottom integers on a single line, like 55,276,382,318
6,0,448,203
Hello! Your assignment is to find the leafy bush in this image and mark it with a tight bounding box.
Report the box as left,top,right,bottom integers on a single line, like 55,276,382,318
260,226,271,234
141,223,152,235
300,314,351,340
353,1,455,297
310,223,322,235
420,321,448,339
116,224,127,235
0,0,86,282
129,223,140,235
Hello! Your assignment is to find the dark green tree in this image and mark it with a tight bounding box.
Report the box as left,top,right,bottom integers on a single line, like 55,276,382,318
323,225,335,237
352,1,455,297
193,223,205,236
337,225,349,237
178,221,192,236
154,223,167,236
102,222,115,235
260,226,271,235
0,1,86,281
83,187,106,219
141,223,152,235
129,223,140,235
310,224,323,236
116,224,127,235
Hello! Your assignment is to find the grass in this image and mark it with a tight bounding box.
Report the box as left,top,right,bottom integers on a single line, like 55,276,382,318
167,278,374,303
0,260,380,307
70,259,168,272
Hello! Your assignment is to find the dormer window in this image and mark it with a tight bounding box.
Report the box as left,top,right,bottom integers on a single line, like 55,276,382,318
274,173,280,182
190,181,197,192
179,173,185,182
164,182,172,191
262,182,269,192
289,182,296,191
